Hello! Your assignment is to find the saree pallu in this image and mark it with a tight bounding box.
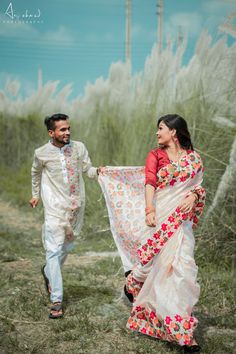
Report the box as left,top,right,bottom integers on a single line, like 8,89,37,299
98,151,205,346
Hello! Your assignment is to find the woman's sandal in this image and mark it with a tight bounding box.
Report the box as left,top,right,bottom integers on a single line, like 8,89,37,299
183,344,201,353
124,270,134,303
49,302,63,319
124,285,134,303
41,265,51,295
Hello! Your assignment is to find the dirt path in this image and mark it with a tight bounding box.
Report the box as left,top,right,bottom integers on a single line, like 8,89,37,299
0,198,118,267
0,198,41,233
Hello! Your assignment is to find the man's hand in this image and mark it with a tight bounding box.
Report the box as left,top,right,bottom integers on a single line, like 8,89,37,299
97,166,106,175
29,198,40,208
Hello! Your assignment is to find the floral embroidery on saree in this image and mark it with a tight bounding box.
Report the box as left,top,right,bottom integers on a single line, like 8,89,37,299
157,151,203,189
137,207,183,265
137,151,206,266
127,305,198,346
126,273,144,299
137,191,205,266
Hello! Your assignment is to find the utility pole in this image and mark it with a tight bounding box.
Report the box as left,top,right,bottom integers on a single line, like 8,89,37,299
125,0,131,63
177,25,184,48
156,0,163,54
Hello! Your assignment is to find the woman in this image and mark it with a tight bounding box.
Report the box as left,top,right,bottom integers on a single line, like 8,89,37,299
125,114,205,352
98,114,205,352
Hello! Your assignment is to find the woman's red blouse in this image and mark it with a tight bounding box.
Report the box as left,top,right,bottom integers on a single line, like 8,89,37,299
145,148,192,188
145,148,170,188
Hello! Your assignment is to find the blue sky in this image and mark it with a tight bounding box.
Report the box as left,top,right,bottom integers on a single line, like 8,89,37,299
0,0,235,98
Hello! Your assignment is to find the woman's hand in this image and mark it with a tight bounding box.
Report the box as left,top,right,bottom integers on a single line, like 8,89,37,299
145,184,156,227
145,211,157,227
179,193,197,213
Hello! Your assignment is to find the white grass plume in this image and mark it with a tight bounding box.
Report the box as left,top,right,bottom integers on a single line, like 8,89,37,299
205,137,236,220
0,30,235,123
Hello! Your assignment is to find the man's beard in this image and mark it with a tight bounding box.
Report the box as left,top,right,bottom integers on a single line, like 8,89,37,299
56,136,70,145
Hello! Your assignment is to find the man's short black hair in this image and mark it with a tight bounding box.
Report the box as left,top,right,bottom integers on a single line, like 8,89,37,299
44,113,69,131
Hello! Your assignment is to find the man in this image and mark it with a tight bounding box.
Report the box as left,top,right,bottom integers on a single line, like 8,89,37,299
29,113,101,319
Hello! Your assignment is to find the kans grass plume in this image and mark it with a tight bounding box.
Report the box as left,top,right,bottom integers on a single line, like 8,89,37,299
205,137,236,221
0,31,236,122
0,29,235,237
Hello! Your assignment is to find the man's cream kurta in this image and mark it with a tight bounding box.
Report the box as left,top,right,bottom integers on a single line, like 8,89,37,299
32,140,97,246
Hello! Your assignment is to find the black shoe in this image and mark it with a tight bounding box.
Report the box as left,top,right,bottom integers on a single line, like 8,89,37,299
124,285,134,303
183,344,201,353
125,270,132,278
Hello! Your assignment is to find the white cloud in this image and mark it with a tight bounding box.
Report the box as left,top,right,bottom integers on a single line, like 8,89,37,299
132,24,143,37
84,32,114,42
103,33,114,42
165,12,203,39
201,0,236,33
41,26,76,44
132,23,156,41
0,21,38,38
202,0,236,15
0,20,75,44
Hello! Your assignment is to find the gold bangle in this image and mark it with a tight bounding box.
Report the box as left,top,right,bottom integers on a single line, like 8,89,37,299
145,206,155,215
192,192,198,201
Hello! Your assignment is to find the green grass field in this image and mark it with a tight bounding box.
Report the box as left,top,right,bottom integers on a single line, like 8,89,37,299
0,192,235,354
0,89,235,353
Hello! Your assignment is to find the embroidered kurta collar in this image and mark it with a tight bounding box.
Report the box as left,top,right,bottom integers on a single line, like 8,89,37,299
49,140,72,151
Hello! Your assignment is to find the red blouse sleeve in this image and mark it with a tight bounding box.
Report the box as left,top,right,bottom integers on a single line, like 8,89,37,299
145,150,158,188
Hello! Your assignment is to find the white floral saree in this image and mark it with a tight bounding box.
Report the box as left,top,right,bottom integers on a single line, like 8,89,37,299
98,150,205,346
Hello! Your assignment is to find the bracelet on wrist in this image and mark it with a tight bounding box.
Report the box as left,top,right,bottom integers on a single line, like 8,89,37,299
192,192,198,201
145,206,155,216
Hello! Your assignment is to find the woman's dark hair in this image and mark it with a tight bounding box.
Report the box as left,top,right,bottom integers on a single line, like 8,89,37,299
157,114,193,150
44,113,69,131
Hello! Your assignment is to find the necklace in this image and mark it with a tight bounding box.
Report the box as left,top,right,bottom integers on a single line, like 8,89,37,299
166,148,185,162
